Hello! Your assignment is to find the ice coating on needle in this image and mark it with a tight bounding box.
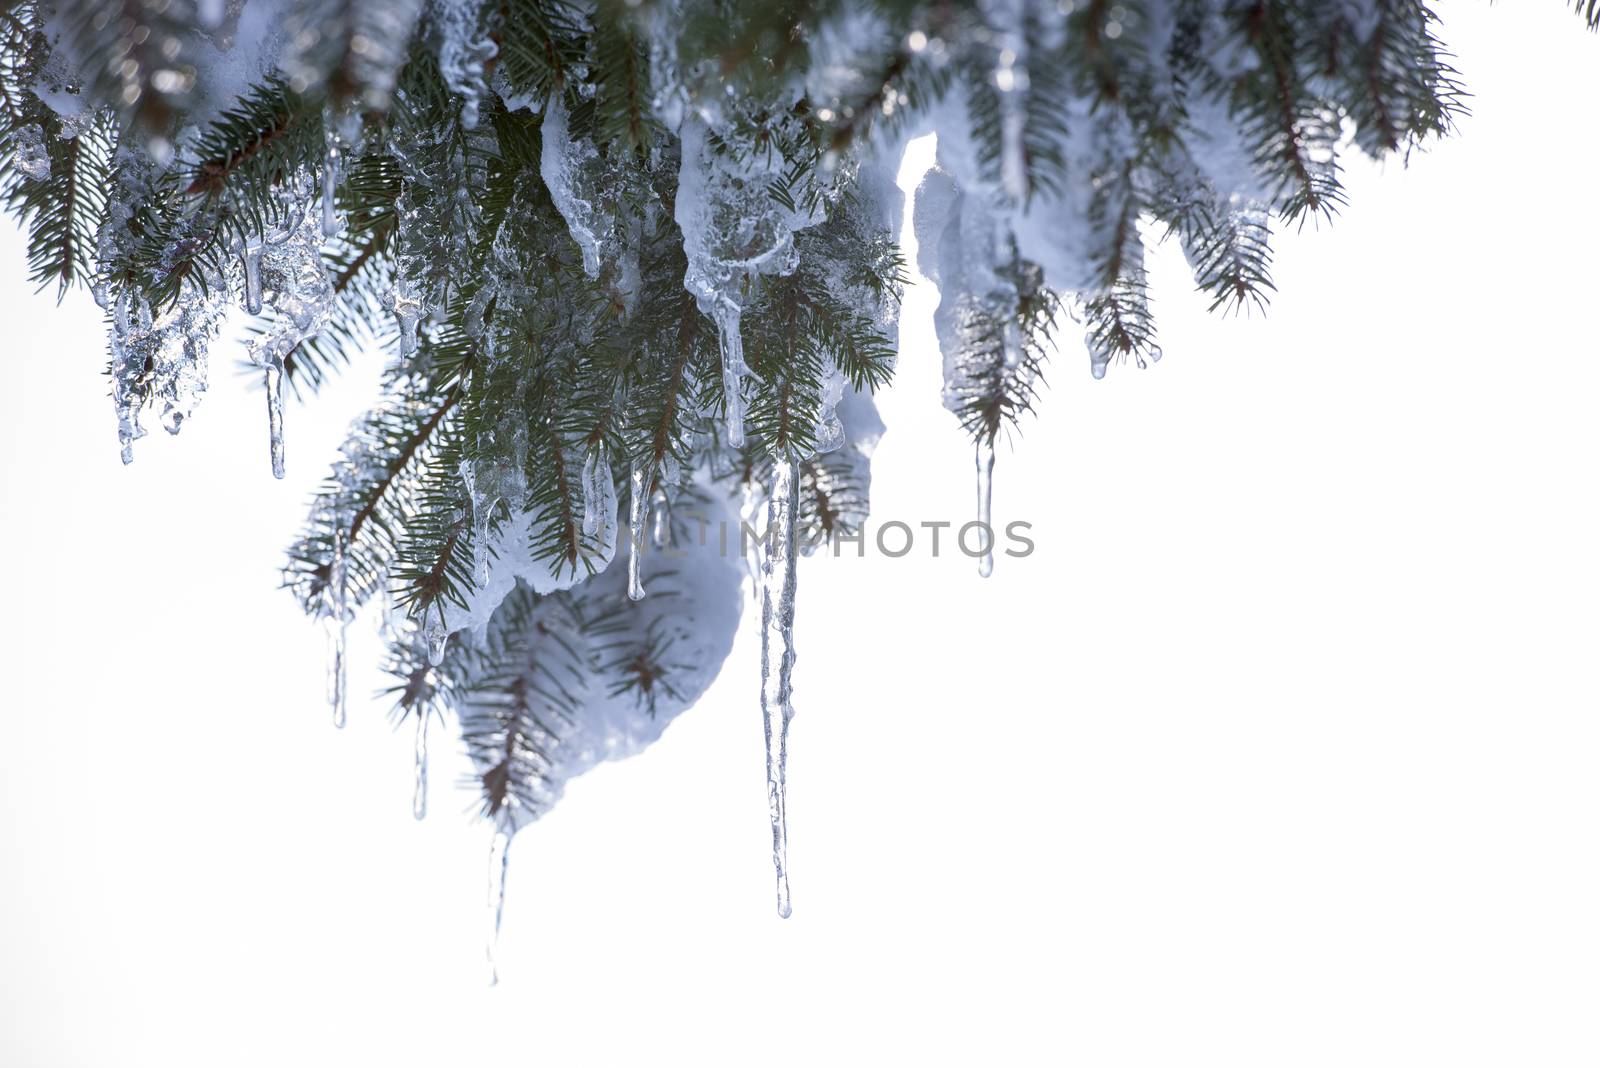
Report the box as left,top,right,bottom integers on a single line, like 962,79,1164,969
10,122,49,181
461,427,530,588
103,274,227,464
460,480,747,977
540,96,606,280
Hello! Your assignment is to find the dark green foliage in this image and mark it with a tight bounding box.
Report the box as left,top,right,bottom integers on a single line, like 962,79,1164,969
0,0,1588,831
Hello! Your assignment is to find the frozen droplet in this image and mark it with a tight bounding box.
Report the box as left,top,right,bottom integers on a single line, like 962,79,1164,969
760,457,800,918
486,826,512,986
412,711,429,820
975,437,996,578
627,463,650,601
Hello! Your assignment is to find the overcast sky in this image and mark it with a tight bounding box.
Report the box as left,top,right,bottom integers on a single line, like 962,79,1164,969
3,5,1598,1065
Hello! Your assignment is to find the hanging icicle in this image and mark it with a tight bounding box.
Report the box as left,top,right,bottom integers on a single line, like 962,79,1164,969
714,303,750,449
975,437,996,578
760,457,800,918
263,358,286,479
627,462,651,601
486,823,512,986
321,140,342,238
328,527,349,727
580,447,614,541
241,235,263,315
424,609,450,667
650,487,671,548
412,711,429,820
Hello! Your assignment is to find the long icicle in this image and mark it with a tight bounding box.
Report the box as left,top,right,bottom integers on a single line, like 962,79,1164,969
760,457,800,918
263,359,286,479
976,436,996,578
412,711,429,820
627,461,651,601
713,302,748,448
328,527,349,728
486,824,512,986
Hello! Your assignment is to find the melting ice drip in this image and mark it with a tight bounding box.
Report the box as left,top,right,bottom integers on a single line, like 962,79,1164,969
412,711,429,820
486,824,512,986
975,436,996,578
760,458,801,918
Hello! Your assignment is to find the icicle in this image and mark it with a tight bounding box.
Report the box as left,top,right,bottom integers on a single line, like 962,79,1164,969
242,236,263,315
976,437,996,578
760,457,800,918
651,489,671,548
581,450,601,536
392,280,424,356
321,141,342,238
425,612,450,667
627,463,650,601
412,711,430,820
461,459,492,588
263,359,286,479
328,527,349,727
713,303,749,448
486,825,512,986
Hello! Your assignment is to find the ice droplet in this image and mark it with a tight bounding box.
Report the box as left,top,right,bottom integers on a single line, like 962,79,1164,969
263,359,286,479
975,436,996,578
328,528,349,727
486,825,512,986
627,463,650,601
760,457,800,918
412,711,429,820
242,235,263,315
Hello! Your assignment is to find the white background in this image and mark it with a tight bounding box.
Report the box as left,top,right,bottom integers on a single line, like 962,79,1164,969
3,6,1598,1065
